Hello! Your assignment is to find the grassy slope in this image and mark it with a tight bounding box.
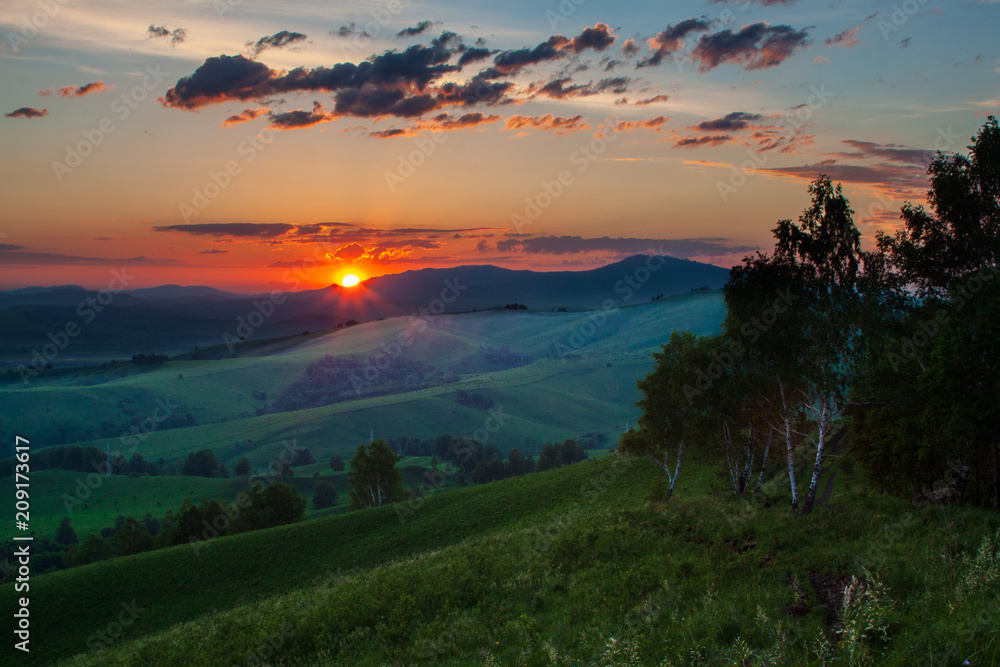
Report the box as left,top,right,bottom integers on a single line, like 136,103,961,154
1,292,724,471
2,454,994,666
0,465,438,543
2,456,658,665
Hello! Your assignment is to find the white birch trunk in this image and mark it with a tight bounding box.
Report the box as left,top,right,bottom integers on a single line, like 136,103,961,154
802,400,831,515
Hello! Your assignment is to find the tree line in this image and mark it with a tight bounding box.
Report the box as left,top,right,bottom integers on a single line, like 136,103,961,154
622,117,1000,513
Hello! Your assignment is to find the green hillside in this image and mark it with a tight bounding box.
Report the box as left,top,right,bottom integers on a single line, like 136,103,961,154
0,292,725,469
2,454,996,665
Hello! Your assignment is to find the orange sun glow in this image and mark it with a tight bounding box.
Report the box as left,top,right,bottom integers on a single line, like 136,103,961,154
341,273,360,287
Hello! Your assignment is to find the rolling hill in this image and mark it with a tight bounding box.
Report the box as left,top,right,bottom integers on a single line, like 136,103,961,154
0,255,728,363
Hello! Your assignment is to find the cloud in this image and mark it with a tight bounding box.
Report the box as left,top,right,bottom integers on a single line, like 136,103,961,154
333,23,361,37
161,42,480,119
692,111,764,132
836,139,936,166
221,107,270,128
528,75,630,100
0,243,26,251
200,249,229,254
422,111,501,130
57,81,111,97
825,26,861,48
674,134,734,148
692,23,811,71
613,116,669,132
635,94,669,105
759,160,929,193
456,46,494,67
153,223,296,238
368,112,501,138
396,21,438,38
639,17,713,67
481,235,752,259
246,30,307,57
567,23,617,52
0,249,182,266
5,107,47,119
492,24,617,75
621,38,640,56
269,102,337,130
504,114,590,134
147,25,186,46
324,239,442,265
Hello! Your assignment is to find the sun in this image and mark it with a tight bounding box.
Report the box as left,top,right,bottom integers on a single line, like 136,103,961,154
341,273,360,287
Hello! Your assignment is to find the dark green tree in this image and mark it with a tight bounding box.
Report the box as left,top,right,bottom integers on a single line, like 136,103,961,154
330,453,346,472
621,331,720,500
348,439,405,509
313,481,339,510
181,449,226,478
234,457,250,477
55,517,78,546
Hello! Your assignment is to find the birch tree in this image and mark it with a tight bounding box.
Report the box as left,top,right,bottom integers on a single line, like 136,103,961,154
622,331,717,500
349,439,405,509
772,176,864,516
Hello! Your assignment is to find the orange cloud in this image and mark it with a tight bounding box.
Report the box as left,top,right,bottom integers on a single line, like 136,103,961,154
57,81,112,97
504,114,590,135
222,107,270,128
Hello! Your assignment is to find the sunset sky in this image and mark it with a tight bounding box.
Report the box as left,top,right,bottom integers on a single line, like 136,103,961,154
1,0,997,292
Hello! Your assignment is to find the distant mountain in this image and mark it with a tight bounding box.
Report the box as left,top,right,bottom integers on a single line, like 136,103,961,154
291,254,729,315
0,256,729,363
127,285,242,300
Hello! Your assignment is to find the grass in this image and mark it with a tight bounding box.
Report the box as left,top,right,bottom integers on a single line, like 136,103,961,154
2,451,998,666
0,465,443,544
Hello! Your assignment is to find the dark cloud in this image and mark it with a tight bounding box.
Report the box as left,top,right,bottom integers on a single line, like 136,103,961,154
57,81,111,97
837,139,935,167
162,42,461,116
484,235,752,259
5,107,47,119
759,159,928,193
674,134,734,148
0,249,182,266
424,111,501,130
567,23,616,53
0,243,25,251
635,94,669,105
492,24,617,75
396,21,438,38
369,127,412,139
153,223,296,238
692,23,810,71
639,17,713,67
246,30,307,57
200,249,229,254
269,102,336,130
457,47,494,67
693,111,764,132
147,24,186,46
333,23,361,38
529,75,631,100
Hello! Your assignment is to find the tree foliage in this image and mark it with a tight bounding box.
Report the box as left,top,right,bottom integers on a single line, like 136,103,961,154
348,439,405,509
